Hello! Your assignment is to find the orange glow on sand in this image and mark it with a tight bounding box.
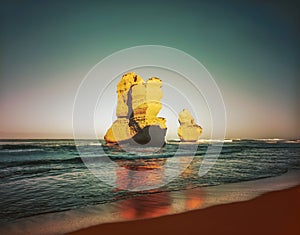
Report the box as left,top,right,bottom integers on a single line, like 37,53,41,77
186,196,203,210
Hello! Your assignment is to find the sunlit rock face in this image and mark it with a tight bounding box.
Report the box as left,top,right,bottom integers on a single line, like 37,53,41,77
177,109,202,142
104,72,167,147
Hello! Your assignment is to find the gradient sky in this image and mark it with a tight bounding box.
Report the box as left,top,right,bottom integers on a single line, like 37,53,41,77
0,0,299,139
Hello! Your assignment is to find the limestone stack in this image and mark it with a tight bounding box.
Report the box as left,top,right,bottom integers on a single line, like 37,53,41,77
177,109,202,142
104,72,167,146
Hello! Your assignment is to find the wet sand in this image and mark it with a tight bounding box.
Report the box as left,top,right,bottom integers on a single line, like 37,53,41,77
70,185,300,235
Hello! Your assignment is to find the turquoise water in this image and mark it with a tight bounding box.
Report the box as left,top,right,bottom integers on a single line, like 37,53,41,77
0,139,299,224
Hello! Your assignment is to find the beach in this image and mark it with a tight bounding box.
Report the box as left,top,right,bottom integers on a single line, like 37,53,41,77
70,185,300,235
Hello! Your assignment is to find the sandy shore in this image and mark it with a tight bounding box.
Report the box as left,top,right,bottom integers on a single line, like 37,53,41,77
70,185,300,235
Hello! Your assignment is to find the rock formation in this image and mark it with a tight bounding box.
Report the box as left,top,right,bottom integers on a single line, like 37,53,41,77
104,72,167,147
177,109,202,142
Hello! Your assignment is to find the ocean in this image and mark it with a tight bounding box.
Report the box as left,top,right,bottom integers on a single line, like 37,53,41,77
0,139,299,233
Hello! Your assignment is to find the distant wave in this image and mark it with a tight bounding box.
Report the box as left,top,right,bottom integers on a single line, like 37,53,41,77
0,149,45,153
0,157,84,168
0,144,77,153
0,141,35,145
283,140,300,144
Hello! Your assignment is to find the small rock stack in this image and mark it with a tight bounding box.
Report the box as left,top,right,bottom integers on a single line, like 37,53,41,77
177,109,202,142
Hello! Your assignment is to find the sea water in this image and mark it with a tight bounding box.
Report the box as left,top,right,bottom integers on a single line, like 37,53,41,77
0,139,299,225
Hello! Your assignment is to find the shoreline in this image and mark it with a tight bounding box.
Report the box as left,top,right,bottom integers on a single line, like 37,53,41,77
70,185,300,235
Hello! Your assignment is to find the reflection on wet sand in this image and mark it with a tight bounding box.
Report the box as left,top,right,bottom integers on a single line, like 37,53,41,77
185,189,204,210
118,192,171,219
113,157,206,220
115,158,170,219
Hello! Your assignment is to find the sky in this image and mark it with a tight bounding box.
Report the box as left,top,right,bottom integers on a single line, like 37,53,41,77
0,0,299,139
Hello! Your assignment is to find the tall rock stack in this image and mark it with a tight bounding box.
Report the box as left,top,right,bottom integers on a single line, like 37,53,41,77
104,72,167,146
177,109,202,142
